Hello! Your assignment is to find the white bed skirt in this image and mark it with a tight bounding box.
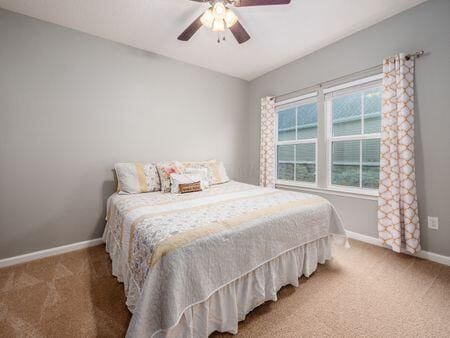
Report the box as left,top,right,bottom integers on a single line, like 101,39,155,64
105,228,333,338
160,236,332,338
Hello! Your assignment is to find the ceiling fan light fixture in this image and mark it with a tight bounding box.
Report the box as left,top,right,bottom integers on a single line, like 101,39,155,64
211,18,225,32
212,2,226,20
224,9,238,28
179,0,292,44
200,9,214,28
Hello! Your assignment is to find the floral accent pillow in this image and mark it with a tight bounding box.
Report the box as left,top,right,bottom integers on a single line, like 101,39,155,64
156,161,185,193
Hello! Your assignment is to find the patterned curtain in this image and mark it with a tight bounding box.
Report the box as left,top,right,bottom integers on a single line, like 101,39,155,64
260,96,276,188
378,53,420,254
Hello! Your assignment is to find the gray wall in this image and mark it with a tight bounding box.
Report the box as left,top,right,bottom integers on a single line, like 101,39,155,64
0,9,250,259
248,0,450,256
1,0,449,260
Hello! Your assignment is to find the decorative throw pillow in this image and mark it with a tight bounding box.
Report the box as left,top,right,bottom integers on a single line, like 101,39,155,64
170,173,203,194
156,161,185,193
179,182,202,194
114,162,160,194
183,167,210,189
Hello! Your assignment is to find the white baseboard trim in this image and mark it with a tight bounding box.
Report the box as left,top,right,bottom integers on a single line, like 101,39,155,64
346,230,450,267
346,230,384,246
0,238,103,268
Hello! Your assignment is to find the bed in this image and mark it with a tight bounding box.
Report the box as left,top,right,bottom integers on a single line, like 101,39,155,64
103,181,347,337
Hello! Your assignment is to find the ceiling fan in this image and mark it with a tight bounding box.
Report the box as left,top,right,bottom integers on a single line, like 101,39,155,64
178,0,291,44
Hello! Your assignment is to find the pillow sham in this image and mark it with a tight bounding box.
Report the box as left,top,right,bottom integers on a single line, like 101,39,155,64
170,173,203,194
181,160,229,185
114,162,160,194
181,160,216,170
156,161,185,193
207,161,230,185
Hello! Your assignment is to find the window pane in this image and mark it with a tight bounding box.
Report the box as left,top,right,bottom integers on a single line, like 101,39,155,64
364,87,382,134
277,145,294,180
297,103,317,140
332,140,360,187
332,93,362,136
362,139,380,189
295,143,315,183
278,108,296,141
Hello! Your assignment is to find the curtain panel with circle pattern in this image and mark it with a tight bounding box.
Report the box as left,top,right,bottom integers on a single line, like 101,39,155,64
377,53,420,254
260,96,276,188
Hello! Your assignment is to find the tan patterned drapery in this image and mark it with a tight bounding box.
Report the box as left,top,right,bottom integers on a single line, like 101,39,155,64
378,53,420,254
260,96,276,187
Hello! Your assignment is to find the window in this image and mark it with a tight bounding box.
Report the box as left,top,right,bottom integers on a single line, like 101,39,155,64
326,82,381,191
275,74,382,196
276,94,318,185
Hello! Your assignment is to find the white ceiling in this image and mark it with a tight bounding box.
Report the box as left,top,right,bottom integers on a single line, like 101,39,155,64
0,0,426,81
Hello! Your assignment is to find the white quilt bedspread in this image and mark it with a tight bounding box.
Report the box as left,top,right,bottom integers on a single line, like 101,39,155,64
102,181,347,337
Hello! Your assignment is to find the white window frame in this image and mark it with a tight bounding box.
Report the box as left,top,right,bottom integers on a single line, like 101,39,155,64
275,93,318,188
274,74,383,198
325,79,381,196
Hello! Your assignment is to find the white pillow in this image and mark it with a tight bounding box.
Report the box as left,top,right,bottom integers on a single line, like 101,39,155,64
181,160,229,185
115,162,160,194
209,161,230,185
184,167,210,189
170,173,203,194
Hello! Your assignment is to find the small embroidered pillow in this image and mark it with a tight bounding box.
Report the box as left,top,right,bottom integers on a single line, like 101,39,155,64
170,173,203,194
115,162,160,194
156,161,185,193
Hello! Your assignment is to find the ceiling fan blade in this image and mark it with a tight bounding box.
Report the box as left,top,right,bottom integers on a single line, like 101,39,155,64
177,15,203,41
234,0,291,6
230,21,250,44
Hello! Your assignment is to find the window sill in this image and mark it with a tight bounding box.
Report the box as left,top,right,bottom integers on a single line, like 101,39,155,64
275,181,379,201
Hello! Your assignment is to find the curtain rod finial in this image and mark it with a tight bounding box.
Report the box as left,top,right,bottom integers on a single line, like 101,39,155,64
406,50,425,61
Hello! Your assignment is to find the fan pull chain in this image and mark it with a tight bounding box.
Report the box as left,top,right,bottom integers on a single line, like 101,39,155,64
217,32,227,44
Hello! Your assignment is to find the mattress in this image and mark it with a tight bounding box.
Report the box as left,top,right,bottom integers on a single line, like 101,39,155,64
103,181,347,337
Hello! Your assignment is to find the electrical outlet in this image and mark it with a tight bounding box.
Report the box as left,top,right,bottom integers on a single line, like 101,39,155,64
428,216,439,230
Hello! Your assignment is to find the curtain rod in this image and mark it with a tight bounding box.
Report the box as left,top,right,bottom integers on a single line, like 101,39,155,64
274,50,426,101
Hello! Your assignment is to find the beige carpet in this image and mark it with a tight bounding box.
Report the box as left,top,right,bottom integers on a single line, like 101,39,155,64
1,239,449,337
